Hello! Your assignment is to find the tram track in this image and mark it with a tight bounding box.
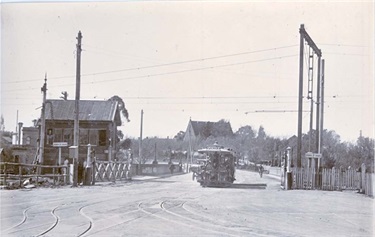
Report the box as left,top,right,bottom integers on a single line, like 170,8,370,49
77,205,94,237
134,199,239,236
1,207,30,233
160,200,247,236
1,173,283,236
34,205,60,237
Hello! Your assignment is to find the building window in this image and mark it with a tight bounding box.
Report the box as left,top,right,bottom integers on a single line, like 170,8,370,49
89,130,98,146
63,128,73,145
47,128,54,145
26,136,31,145
80,128,89,145
54,128,63,143
99,130,107,146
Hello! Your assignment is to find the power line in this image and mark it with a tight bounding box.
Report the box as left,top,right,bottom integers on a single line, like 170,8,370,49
81,44,298,76
245,110,310,114
4,54,298,92
324,52,368,56
3,45,298,85
120,95,297,99
318,43,367,48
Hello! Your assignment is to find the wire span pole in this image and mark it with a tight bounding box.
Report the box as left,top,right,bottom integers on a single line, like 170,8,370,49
315,57,322,153
297,24,305,168
73,31,82,187
297,24,322,168
319,59,325,154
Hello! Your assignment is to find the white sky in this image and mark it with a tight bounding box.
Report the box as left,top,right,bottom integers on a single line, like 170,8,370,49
1,1,374,142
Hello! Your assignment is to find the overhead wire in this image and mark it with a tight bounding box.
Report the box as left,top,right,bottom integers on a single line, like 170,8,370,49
2,45,298,85
3,54,298,92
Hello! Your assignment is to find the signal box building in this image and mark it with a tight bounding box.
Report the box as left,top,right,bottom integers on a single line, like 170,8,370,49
42,99,122,165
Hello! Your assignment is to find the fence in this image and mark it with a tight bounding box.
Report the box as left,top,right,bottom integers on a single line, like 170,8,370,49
94,160,136,182
93,161,182,182
290,166,373,197
0,162,69,187
1,160,181,187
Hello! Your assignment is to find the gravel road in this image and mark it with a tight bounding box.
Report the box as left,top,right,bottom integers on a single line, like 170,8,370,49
1,170,373,236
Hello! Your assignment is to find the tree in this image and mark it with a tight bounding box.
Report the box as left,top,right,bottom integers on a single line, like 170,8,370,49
235,125,255,138
0,114,4,131
257,126,266,140
116,130,124,143
349,136,374,171
108,95,130,122
119,138,132,150
174,131,185,141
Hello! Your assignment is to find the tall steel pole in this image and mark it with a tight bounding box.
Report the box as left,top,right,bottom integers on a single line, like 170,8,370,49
315,57,322,153
73,31,82,187
297,24,305,168
319,59,325,154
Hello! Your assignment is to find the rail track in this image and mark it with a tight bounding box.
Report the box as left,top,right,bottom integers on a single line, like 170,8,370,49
0,172,296,236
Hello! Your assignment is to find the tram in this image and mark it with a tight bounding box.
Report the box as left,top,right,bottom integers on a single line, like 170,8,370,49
192,143,236,187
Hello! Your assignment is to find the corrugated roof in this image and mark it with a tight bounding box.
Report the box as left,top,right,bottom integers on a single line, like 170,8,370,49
44,100,120,124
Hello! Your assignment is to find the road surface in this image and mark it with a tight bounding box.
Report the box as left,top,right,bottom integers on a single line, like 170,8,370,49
1,170,373,236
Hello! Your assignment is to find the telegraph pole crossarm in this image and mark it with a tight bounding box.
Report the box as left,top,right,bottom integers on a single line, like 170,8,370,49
299,25,322,57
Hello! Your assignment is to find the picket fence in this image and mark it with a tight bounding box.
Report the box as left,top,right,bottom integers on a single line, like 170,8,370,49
291,167,373,197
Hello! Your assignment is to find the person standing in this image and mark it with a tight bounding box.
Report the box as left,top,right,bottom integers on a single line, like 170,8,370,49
259,164,264,178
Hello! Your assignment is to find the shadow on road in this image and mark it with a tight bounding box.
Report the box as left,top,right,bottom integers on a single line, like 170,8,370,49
203,183,267,189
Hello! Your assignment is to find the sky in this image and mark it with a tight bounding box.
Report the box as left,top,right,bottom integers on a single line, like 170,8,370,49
1,0,374,143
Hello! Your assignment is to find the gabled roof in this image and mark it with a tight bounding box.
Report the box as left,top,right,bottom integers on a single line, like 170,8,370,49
189,120,233,138
44,99,121,125
0,131,13,145
190,121,210,136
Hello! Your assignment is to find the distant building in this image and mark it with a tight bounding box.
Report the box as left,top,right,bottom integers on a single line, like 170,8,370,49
41,99,122,165
22,127,39,147
0,131,13,146
184,119,233,142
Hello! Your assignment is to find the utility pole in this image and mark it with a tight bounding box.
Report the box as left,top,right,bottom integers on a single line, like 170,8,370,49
73,31,82,187
39,75,47,165
139,109,143,169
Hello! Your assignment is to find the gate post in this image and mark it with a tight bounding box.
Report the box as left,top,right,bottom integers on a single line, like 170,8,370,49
285,147,293,190
83,144,92,186
360,163,366,193
92,156,96,185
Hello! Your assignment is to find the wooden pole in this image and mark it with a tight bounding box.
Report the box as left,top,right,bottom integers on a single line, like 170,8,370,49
139,110,143,174
73,31,82,187
39,76,47,165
